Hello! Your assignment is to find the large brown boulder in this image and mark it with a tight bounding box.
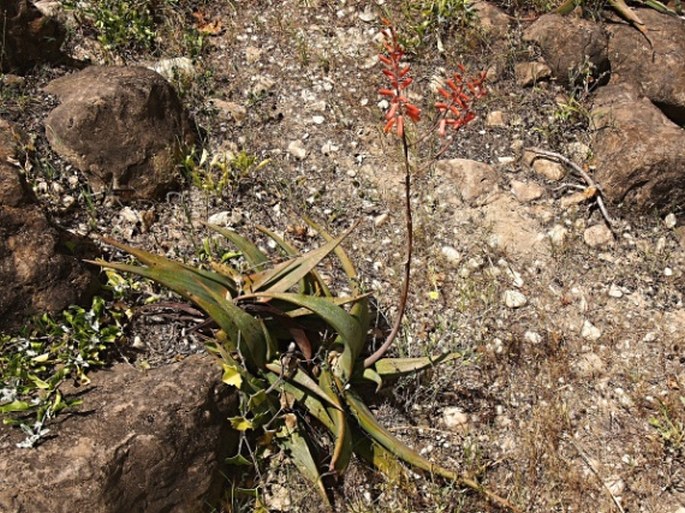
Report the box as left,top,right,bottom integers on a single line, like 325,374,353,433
0,0,65,73
591,83,685,210
523,13,609,87
606,9,685,125
44,66,196,201
0,355,239,513
0,119,99,331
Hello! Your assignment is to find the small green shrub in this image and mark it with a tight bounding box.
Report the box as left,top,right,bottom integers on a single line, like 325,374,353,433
0,296,126,447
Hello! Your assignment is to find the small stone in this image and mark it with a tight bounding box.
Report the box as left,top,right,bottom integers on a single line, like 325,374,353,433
581,320,601,341
486,110,507,127
584,224,614,248
608,284,623,298
510,179,544,203
374,213,388,227
442,406,469,431
208,211,231,226
504,290,527,308
560,190,592,209
565,142,592,163
642,332,657,342
671,507,685,513
548,224,568,247
148,57,195,83
245,46,263,64
287,140,307,160
119,207,139,224
61,195,75,208
524,331,542,344
211,99,247,124
664,213,677,229
664,267,673,277
321,141,338,155
531,158,566,181
311,115,325,124
440,246,462,267
515,61,552,87
358,6,376,22
574,352,605,377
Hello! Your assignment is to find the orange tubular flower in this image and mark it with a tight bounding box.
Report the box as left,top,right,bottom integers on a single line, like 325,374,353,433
435,66,487,138
378,21,421,138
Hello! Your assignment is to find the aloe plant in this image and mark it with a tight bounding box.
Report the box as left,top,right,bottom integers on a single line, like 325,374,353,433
92,219,519,512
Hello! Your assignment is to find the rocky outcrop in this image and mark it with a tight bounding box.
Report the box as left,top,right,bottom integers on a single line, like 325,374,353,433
591,83,685,210
44,66,196,201
0,119,99,330
523,13,609,87
606,9,685,125
0,355,239,513
0,0,65,73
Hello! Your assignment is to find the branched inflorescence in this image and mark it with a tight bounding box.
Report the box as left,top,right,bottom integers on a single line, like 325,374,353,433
435,64,487,137
378,21,421,138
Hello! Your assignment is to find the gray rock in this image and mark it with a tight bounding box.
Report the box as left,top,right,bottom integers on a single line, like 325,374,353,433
0,119,100,331
531,158,566,181
0,0,65,73
591,83,685,210
0,355,239,513
523,13,609,86
515,62,552,87
504,289,527,308
287,139,308,160
583,224,614,248
44,66,196,201
510,179,544,203
434,159,499,206
606,8,685,124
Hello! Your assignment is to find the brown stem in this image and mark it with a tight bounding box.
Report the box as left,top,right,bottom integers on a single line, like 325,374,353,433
364,132,413,368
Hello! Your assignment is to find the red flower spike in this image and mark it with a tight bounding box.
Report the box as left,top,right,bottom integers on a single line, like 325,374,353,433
378,22,420,138
435,66,487,138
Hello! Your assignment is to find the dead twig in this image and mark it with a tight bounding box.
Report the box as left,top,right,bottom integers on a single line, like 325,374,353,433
526,147,615,227
566,436,626,513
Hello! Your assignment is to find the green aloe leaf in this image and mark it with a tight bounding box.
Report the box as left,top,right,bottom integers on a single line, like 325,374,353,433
256,223,357,294
264,362,342,411
256,225,332,296
278,425,331,507
204,223,270,268
349,424,407,482
319,369,353,474
98,237,238,294
247,292,363,382
303,217,369,378
263,372,336,432
373,352,462,378
343,388,457,480
94,250,267,370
